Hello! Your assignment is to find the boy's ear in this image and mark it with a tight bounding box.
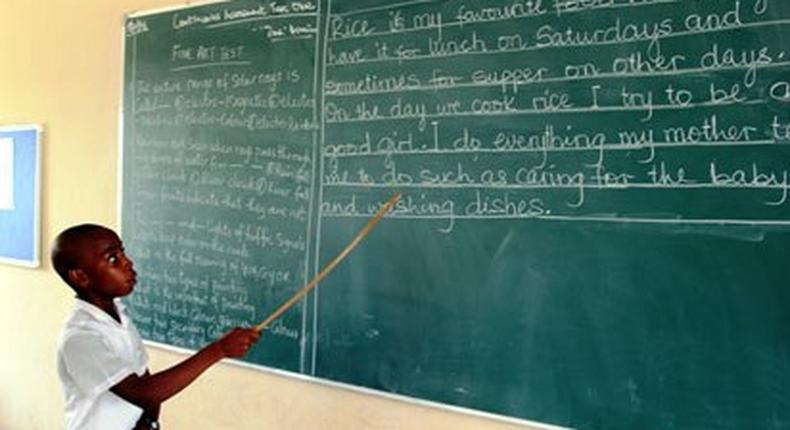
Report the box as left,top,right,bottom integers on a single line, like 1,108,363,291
67,268,90,290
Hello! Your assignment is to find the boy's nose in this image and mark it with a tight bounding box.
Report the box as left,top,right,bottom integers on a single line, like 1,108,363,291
122,255,134,269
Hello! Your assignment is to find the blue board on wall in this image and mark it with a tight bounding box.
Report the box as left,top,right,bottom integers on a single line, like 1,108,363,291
0,125,41,268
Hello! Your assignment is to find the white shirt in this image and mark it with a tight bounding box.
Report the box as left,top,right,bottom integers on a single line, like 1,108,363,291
57,298,149,430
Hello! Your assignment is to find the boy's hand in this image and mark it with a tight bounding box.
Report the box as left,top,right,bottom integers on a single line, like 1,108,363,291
112,327,261,409
214,327,261,358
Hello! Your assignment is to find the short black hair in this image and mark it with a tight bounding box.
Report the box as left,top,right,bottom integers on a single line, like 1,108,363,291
51,224,113,287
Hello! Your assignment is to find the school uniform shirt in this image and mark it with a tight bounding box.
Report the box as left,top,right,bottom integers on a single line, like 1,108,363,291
57,298,149,430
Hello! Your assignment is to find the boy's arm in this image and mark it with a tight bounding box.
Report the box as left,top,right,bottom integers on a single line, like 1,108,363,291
110,327,260,410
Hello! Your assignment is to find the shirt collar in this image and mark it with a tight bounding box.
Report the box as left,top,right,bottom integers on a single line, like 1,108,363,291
74,297,127,327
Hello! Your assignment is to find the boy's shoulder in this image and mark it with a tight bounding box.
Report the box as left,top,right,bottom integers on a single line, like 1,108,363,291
58,300,119,346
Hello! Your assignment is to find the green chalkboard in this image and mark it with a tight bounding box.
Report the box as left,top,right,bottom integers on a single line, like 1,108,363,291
122,1,790,428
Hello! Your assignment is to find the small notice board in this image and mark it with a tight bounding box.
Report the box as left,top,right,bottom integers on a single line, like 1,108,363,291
0,125,42,268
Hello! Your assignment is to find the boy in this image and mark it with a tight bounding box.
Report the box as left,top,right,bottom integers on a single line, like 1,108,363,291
52,224,260,430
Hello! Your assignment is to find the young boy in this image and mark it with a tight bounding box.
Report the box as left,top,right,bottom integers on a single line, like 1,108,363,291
52,224,261,430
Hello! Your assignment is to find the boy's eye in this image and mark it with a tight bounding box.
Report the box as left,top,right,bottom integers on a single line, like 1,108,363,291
107,255,118,264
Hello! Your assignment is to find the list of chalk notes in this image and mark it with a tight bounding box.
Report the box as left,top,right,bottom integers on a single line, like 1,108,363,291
122,0,790,347
319,0,790,233
125,1,320,349
0,137,14,211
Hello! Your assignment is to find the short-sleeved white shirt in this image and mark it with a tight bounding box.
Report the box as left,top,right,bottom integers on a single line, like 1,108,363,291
57,298,149,430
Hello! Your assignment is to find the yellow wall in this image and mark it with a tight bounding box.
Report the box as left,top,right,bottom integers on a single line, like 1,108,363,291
0,1,545,429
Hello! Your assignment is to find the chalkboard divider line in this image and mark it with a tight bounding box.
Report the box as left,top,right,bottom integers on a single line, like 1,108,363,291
325,100,769,124
205,12,320,29
325,59,790,98
326,18,790,66
255,192,401,333
170,61,251,72
326,139,780,158
299,0,326,375
329,0,680,41
321,212,790,226
311,0,334,375
322,182,790,191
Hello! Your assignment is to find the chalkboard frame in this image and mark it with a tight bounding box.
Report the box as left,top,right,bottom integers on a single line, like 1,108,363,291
116,4,566,429
117,1,790,428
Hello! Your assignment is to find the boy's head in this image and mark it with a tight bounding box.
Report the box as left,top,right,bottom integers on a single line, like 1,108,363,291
51,224,137,300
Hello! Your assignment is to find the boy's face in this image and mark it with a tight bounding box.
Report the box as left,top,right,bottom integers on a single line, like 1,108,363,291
73,229,137,300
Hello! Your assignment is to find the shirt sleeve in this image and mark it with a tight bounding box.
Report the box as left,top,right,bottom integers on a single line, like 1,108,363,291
60,330,138,399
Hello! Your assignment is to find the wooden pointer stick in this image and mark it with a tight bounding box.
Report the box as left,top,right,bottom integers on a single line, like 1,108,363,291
254,192,401,333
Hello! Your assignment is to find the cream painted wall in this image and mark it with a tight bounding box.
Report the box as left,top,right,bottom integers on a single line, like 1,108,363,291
0,1,547,429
